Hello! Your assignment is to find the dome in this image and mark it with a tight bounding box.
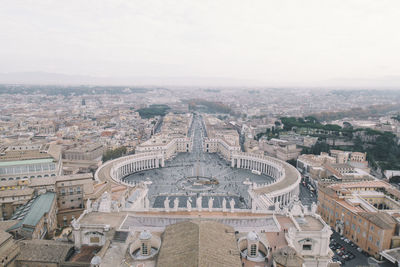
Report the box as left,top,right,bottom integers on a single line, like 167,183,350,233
246,231,259,241
139,230,152,240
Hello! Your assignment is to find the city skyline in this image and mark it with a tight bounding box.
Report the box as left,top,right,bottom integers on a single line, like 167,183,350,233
1,1,400,266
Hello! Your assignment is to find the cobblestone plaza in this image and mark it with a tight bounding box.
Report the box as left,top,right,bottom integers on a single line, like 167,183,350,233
123,115,275,209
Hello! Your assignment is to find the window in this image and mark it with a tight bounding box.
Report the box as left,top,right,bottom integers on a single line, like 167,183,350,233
250,244,257,256
369,236,373,242
69,188,74,195
141,243,148,255
303,244,312,250
61,189,65,196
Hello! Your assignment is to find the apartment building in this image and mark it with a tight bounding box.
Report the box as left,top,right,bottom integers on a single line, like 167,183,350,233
318,181,400,258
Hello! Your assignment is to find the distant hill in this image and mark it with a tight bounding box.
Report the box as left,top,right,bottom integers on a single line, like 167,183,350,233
0,72,259,87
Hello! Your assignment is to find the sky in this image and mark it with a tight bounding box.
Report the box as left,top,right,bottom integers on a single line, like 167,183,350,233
0,0,399,87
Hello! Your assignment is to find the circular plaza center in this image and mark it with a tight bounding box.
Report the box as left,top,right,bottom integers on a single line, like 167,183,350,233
122,116,275,209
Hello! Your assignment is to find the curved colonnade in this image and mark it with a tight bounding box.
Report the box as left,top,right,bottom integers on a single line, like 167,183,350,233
231,152,301,209
95,151,301,210
95,152,164,186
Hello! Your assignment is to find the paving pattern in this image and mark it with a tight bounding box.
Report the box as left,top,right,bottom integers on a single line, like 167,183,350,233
123,115,275,209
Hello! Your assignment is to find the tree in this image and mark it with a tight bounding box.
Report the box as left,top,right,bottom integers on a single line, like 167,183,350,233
102,146,127,162
287,159,297,167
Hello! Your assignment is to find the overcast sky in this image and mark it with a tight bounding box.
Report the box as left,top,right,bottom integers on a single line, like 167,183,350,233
0,0,399,87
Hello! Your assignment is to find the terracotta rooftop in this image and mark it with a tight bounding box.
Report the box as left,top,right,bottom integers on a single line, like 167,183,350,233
16,239,73,263
156,220,241,267
359,212,397,229
0,150,53,161
329,180,390,190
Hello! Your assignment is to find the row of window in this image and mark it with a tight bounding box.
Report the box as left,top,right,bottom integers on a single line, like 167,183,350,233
0,173,56,181
60,198,82,205
321,207,382,249
1,195,30,201
323,201,378,231
60,187,82,196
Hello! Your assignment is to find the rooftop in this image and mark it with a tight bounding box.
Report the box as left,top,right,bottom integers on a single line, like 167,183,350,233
8,192,56,231
156,220,242,267
56,173,93,182
329,180,390,191
0,149,53,162
253,161,301,195
0,158,54,167
67,245,101,263
294,215,324,231
272,246,304,267
0,187,34,198
0,230,13,245
16,239,73,263
358,212,397,229
0,220,18,232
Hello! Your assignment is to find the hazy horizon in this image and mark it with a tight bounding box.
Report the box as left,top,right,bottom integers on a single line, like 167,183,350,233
1,0,400,87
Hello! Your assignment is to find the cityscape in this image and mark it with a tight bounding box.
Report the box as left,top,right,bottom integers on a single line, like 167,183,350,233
1,1,400,267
